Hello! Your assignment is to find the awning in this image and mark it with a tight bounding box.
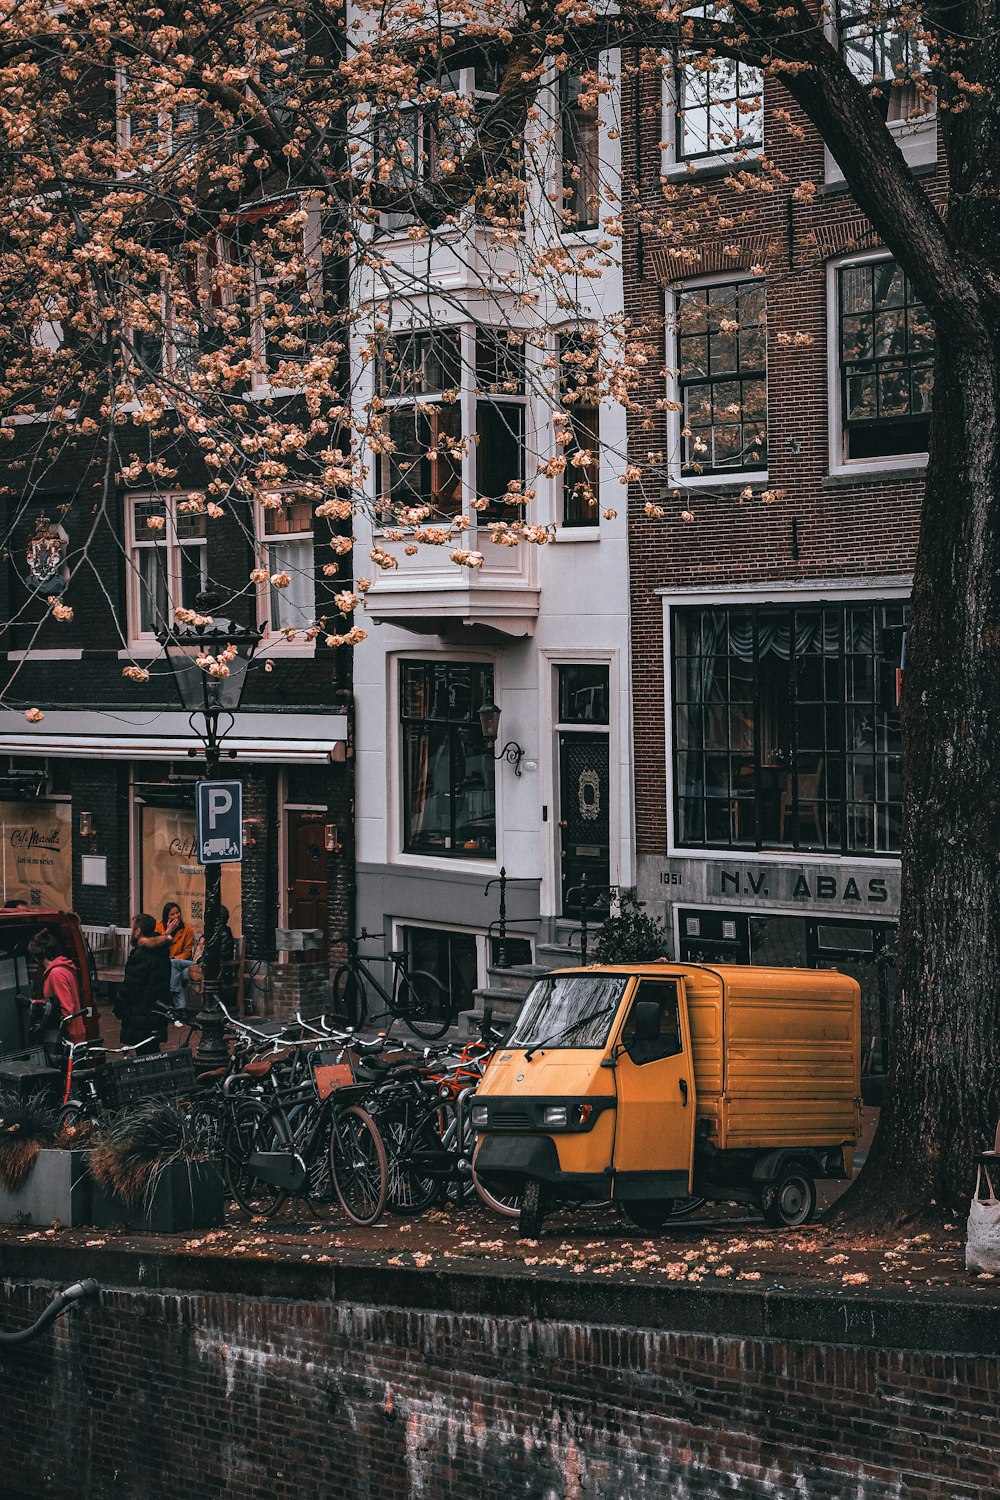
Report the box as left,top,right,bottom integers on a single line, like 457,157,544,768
0,709,349,765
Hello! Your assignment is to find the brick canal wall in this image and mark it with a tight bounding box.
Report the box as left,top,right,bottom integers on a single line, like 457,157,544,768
0,1246,997,1499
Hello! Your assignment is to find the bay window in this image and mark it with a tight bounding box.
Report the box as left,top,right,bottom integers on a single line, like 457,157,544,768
475,331,526,514
380,329,463,519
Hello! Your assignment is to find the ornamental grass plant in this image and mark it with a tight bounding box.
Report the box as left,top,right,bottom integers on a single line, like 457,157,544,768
87,1097,201,1208
0,1091,59,1191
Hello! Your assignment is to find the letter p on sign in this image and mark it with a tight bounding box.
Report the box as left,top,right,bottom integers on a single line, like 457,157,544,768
196,779,243,864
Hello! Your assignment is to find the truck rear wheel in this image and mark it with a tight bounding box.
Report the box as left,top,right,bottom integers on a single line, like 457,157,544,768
761,1165,816,1228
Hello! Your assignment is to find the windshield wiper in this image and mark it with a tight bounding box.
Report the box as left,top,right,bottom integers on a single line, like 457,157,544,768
523,1005,619,1061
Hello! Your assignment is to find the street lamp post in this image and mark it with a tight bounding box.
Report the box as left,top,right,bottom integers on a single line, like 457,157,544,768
158,592,262,1069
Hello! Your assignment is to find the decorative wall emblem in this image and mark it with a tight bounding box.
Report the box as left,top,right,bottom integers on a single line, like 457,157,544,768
26,516,69,593
578,768,601,821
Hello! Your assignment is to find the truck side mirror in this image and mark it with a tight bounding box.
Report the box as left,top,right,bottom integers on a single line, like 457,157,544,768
631,1000,661,1043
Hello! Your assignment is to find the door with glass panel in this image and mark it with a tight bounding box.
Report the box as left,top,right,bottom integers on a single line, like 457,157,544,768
557,665,611,916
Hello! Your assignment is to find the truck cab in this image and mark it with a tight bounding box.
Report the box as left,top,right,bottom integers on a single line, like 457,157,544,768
473,964,861,1236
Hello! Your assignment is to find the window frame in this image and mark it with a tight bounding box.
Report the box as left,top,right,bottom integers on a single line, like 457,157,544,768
666,274,768,484
823,3,936,183
398,658,497,861
826,250,932,476
115,63,199,166
124,492,208,650
660,37,763,176
558,67,601,232
254,493,318,648
557,329,602,528
667,597,908,859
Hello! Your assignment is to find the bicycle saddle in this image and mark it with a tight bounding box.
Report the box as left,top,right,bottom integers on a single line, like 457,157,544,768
387,949,406,962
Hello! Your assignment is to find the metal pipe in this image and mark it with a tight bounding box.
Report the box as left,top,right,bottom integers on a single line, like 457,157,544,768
0,1279,99,1348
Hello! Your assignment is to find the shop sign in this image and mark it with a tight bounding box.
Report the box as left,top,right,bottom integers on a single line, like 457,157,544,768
643,855,901,917
0,801,71,908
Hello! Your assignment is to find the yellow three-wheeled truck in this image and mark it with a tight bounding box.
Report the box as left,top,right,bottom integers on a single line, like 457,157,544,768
472,963,861,1236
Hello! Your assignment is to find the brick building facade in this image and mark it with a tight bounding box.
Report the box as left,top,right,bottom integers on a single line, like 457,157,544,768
623,42,940,1070
0,449,353,1009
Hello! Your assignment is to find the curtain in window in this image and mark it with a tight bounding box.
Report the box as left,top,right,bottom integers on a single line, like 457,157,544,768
268,538,315,629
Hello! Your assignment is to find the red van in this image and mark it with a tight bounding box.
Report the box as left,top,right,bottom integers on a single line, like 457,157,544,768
0,909,102,1054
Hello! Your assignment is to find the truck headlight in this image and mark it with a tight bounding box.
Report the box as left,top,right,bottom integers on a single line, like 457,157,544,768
470,1103,489,1127
542,1106,568,1128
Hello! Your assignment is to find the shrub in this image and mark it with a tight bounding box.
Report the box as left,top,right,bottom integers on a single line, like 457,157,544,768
592,889,671,966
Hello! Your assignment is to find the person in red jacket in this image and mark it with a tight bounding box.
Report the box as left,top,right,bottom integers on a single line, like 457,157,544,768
27,930,86,1045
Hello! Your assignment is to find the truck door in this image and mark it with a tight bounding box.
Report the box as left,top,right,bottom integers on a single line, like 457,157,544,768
612,978,695,1197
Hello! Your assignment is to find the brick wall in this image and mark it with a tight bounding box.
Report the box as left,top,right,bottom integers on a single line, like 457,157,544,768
0,1251,995,1499
622,59,942,854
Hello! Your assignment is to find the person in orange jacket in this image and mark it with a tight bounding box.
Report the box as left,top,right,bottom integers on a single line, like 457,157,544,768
157,901,197,1017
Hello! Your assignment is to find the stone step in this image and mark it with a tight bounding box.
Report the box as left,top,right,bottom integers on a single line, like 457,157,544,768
484,963,547,996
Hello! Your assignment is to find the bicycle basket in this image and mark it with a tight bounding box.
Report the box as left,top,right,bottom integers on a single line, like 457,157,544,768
312,1049,354,1100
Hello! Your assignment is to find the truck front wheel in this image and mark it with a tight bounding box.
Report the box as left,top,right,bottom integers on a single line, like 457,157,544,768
518,1177,547,1238
761,1165,816,1228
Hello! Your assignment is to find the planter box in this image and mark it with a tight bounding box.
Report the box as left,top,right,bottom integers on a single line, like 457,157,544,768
0,1148,92,1226
90,1159,224,1233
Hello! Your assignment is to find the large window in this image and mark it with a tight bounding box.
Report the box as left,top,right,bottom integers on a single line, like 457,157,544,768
559,69,600,229
837,258,933,461
258,494,315,634
380,330,463,519
672,602,908,854
675,280,766,475
559,333,601,526
401,660,496,858
126,494,207,645
673,12,763,162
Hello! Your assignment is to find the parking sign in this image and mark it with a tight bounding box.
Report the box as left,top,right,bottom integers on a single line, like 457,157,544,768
195,780,243,864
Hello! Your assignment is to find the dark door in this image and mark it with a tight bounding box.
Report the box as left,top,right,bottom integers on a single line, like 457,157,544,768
559,733,610,915
287,811,328,958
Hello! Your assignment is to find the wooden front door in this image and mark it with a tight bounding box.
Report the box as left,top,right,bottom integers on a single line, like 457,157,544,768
287,811,328,956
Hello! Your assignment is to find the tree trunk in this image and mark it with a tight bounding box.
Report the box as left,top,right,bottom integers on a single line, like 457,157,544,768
832,299,1000,1224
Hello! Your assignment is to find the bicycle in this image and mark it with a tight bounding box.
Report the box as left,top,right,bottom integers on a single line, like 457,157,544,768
332,930,452,1040
221,1018,388,1226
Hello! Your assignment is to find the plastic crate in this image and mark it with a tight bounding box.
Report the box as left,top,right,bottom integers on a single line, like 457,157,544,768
96,1047,198,1109
0,1045,51,1069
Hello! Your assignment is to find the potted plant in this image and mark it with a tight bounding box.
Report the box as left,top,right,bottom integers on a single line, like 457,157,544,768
592,889,672,965
88,1097,224,1232
0,1091,93,1226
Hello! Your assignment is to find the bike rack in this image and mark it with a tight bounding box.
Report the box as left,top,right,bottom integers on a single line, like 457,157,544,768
0,1279,99,1348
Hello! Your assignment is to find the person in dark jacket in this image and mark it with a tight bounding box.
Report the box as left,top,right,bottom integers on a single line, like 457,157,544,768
114,914,170,1053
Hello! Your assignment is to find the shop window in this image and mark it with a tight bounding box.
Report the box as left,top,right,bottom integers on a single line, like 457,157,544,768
559,69,600,229
257,494,316,635
379,330,463,519
671,13,763,163
837,258,933,461
559,332,601,526
400,660,496,858
674,280,766,476
402,925,479,1019
125,494,207,646
475,331,526,515
672,601,907,854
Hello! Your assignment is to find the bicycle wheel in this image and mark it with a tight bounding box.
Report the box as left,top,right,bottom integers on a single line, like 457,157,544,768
333,966,368,1030
330,1104,388,1226
185,1093,225,1158
381,1096,446,1214
471,1139,521,1220
223,1099,288,1217
289,1103,337,1220
398,968,452,1041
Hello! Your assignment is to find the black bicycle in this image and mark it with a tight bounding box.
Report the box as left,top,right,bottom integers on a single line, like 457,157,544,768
332,930,452,1040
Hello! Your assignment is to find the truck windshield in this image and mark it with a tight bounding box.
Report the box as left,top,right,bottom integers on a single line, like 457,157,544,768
506,975,628,1051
